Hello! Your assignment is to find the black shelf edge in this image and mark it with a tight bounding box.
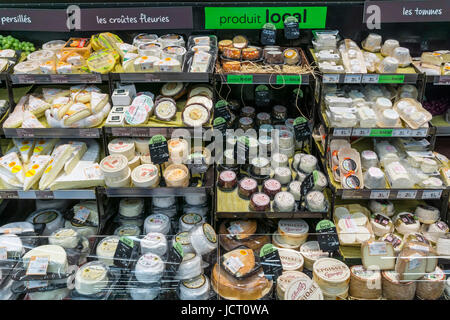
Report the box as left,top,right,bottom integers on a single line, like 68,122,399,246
99,186,212,197
3,127,101,138
321,72,419,84
110,72,210,83
104,126,210,137
334,188,448,200
426,75,450,85
215,211,326,219
0,189,96,199
9,73,107,84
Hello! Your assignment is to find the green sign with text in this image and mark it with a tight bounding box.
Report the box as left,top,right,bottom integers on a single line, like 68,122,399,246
276,75,302,84
205,7,327,29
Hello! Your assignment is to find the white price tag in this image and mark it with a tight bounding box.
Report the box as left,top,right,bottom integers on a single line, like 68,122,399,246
333,128,352,136
26,256,49,276
422,190,442,199
362,74,379,84
352,128,370,136
397,190,417,199
370,190,390,199
344,74,362,84
26,280,48,289
73,207,91,223
392,129,412,137
323,74,340,83
0,247,7,260
411,128,428,137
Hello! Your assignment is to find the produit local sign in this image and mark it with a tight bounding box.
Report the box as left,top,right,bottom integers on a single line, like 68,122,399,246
363,0,450,23
204,7,327,29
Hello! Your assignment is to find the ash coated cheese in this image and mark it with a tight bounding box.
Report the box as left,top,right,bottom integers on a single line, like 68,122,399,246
131,164,159,188
278,248,304,272
135,253,165,283
278,219,309,246
361,240,396,270
284,276,324,300
349,265,382,300
141,233,168,257
74,261,109,296
312,258,350,295
300,241,328,270
108,138,135,161
381,270,416,300
395,248,427,281
96,236,119,266
144,214,171,235
415,205,440,224
416,267,445,300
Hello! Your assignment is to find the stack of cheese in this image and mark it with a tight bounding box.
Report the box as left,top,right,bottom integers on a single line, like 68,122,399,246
0,138,103,191
3,86,110,129
334,205,373,246
415,50,450,75
313,258,351,300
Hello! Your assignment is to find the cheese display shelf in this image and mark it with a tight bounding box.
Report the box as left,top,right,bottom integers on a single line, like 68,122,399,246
0,189,96,200
110,72,211,83
216,72,312,85
2,127,102,139
9,74,107,85
104,126,210,138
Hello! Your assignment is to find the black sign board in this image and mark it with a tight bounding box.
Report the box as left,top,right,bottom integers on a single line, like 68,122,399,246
316,220,340,253
284,17,300,39
261,23,277,45
255,85,271,108
214,100,232,122
259,244,283,281
293,117,311,142
113,236,136,268
300,171,315,197
149,135,169,165
213,117,228,137
167,242,184,273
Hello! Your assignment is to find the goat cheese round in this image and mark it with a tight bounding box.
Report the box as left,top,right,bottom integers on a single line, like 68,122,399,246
135,253,165,283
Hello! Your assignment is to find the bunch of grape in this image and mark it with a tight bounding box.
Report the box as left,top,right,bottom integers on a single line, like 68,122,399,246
0,35,35,55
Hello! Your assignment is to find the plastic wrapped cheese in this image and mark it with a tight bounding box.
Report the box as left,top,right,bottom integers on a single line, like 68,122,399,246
381,39,400,57
392,47,412,67
385,161,413,188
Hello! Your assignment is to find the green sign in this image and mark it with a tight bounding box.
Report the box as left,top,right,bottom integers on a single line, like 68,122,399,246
315,219,335,231
205,7,327,29
174,242,184,258
213,117,226,126
369,128,393,137
378,75,405,83
119,236,134,248
260,244,278,257
227,74,253,84
276,75,302,84
149,134,166,144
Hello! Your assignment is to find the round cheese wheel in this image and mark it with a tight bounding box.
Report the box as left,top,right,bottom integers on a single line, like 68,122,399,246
119,198,144,218
276,271,309,300
75,261,109,296
105,167,131,188
175,252,203,280
131,164,159,188
179,274,210,300
284,277,324,300
278,219,309,246
100,154,129,180
416,267,445,300
96,236,119,266
108,138,135,161
349,265,382,299
49,228,79,249
189,223,217,256
381,270,416,300
394,212,420,235
313,258,350,295
144,214,170,235
300,241,328,270
278,248,304,272
415,205,440,224
135,253,165,283
141,232,167,256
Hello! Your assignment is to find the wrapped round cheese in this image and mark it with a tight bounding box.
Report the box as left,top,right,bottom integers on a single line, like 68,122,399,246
26,209,64,236
284,276,324,300
153,196,175,208
179,213,204,232
74,261,109,296
416,267,445,300
100,154,129,180
108,138,135,161
362,33,382,52
49,228,79,249
377,57,399,73
278,248,304,272
176,252,203,280
381,39,400,57
114,224,140,237
415,205,440,224
163,164,189,188
119,198,144,218
173,231,195,255
28,50,56,64
129,284,160,300
131,164,159,188
96,236,119,266
370,214,393,237
179,274,210,300
392,47,412,67
14,60,40,74
277,219,309,246
422,221,449,243
135,253,165,283
189,223,217,256
141,233,167,257
300,241,328,270
276,271,309,300
394,212,420,235
369,200,394,217
313,258,350,295
144,214,171,235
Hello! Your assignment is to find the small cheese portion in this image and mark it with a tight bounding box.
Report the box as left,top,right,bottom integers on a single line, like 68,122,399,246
361,240,396,270
0,152,25,184
23,155,52,191
64,141,87,174
49,161,104,190
32,139,58,157
39,144,74,190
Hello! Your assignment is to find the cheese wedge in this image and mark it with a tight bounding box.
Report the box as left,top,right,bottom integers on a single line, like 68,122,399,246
21,111,45,128
32,139,58,156
90,91,108,114
53,98,73,120
49,161,104,190
63,103,91,126
42,88,70,103
395,248,427,281
39,144,74,190
3,95,28,128
0,171,22,189
13,138,35,164
27,95,50,118
64,141,87,174
0,152,25,184
23,155,52,191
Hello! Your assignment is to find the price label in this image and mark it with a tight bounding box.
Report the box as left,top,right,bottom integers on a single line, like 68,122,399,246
26,280,49,289
323,74,340,83
434,75,450,85
276,75,302,84
110,128,129,136
378,75,405,84
422,190,442,199
226,74,253,84
412,128,428,137
35,191,54,199
73,207,91,224
370,190,390,199
0,191,19,199
392,128,412,137
397,190,417,199
0,247,7,260
344,74,362,84
369,128,393,137
26,256,49,276
16,128,34,138
78,129,99,138
333,128,352,136
352,128,370,136
362,74,379,84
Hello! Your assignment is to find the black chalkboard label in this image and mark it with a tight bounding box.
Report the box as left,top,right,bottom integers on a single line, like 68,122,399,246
284,17,300,39
213,117,228,137
293,117,311,142
215,100,232,121
149,135,169,165
167,242,184,273
316,220,340,253
300,171,316,197
259,244,283,281
255,85,271,108
114,236,136,268
261,23,276,45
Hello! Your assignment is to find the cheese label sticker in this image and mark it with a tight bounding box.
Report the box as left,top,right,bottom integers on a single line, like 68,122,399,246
224,256,244,274
0,247,7,260
26,280,49,289
227,222,244,235
368,242,388,256
408,254,422,271
182,274,206,289
73,207,91,224
26,256,49,275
